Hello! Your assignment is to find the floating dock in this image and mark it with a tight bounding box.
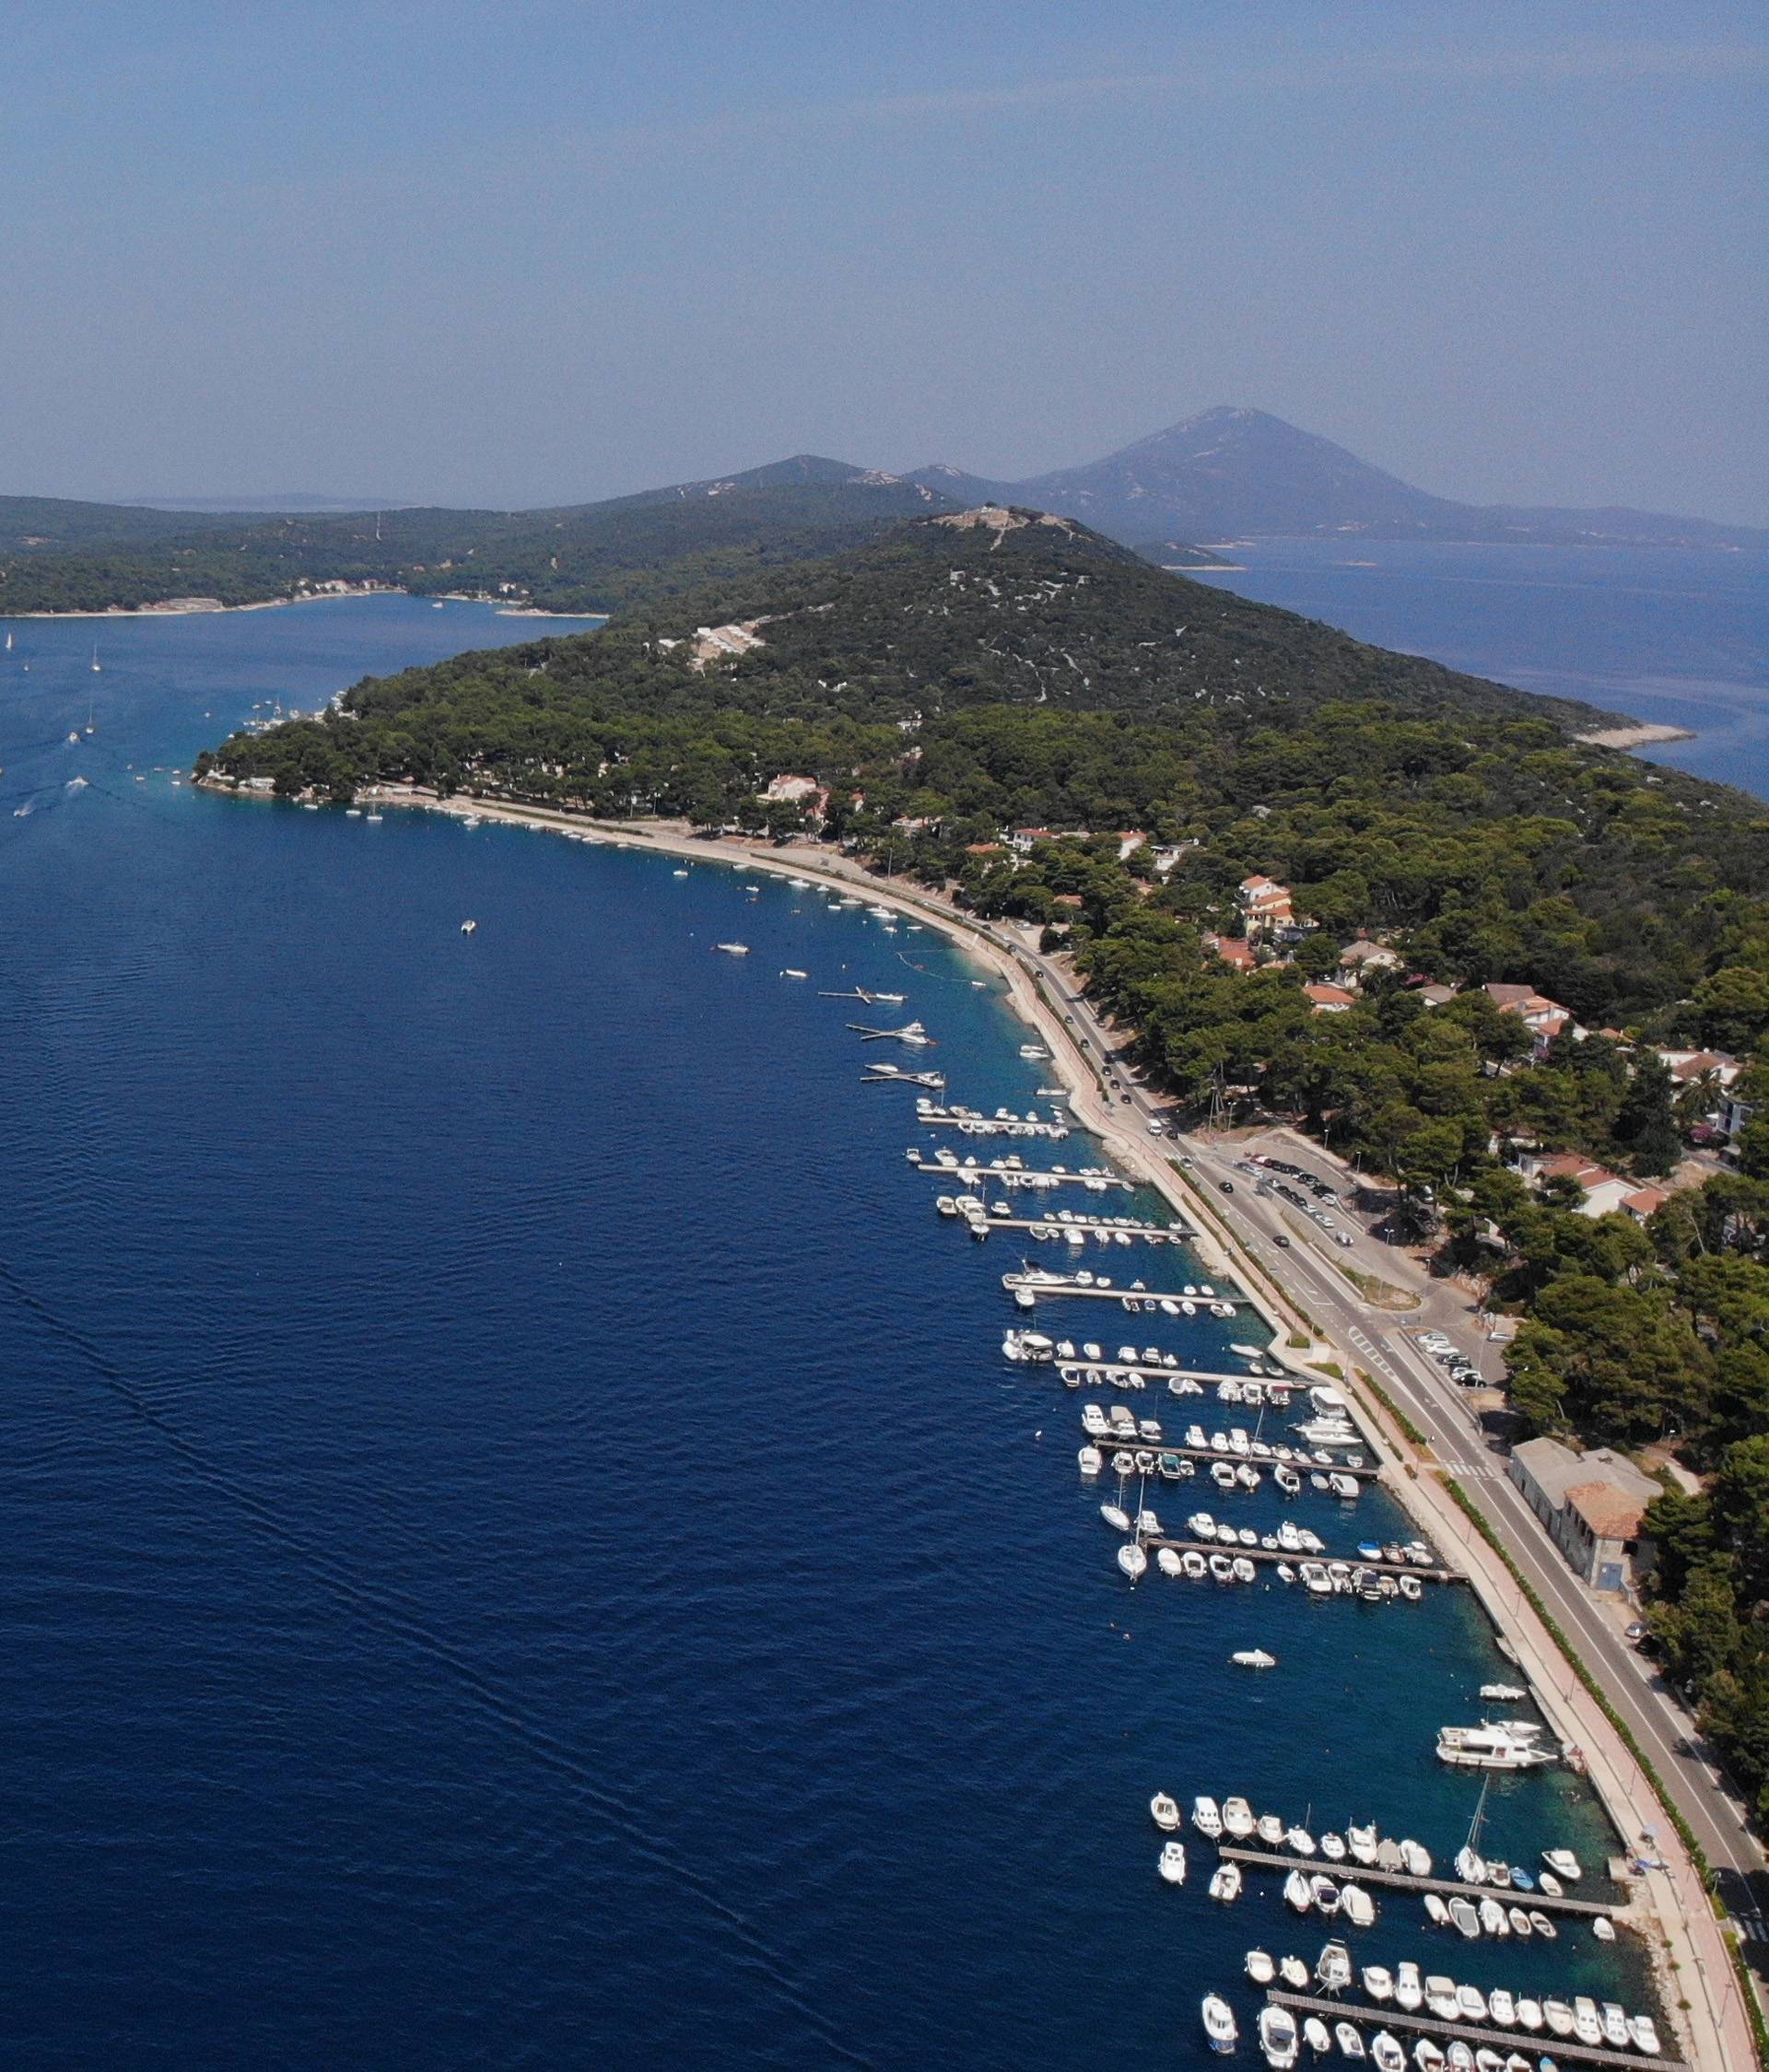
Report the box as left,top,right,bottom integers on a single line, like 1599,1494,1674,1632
908,1153,1131,1189
1150,1539,1454,1581
1264,1995,1672,2072
1220,1846,1611,1914
1086,1434,1380,1482
1005,1272,1245,1309
959,1214,1189,1240
1053,1359,1288,1388
918,1111,1071,1140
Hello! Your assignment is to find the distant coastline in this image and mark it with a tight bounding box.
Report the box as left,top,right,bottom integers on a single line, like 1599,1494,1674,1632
4,588,606,623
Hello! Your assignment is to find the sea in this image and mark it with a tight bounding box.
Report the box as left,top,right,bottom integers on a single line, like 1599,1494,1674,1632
1188,539,1769,799
0,591,1677,2066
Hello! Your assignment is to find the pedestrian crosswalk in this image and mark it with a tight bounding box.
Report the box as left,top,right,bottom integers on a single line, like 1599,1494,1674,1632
1734,1910,1768,1944
1438,1457,1501,1482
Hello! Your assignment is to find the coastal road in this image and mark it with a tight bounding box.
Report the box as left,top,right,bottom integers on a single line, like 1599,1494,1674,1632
965,910,1769,1949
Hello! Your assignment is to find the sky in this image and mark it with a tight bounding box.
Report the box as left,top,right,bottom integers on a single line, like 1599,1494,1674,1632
2,1,1764,521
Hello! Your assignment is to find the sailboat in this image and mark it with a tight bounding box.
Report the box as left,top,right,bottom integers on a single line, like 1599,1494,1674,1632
1455,1775,1492,1886
91,644,101,673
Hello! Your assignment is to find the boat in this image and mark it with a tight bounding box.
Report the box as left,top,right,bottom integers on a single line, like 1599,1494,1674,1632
1346,1822,1377,1865
1362,1966,1393,2002
1447,2050,1473,2072
1157,1548,1182,1576
1315,1941,1352,1992
1458,1986,1488,2022
1435,1721,1555,1771
1228,1645,1278,1670
1474,2054,1503,2072
1537,1870,1563,1898
1258,1814,1284,1846
1246,1949,1276,1985
1319,1832,1346,1862
1507,1906,1531,1937
1541,2003,1576,2040
1283,1868,1313,1913
1371,2035,1406,2072
1393,1963,1423,2013
1202,1994,1239,2054
1150,1793,1181,1831
1488,1991,1516,2028
1310,1876,1341,1915
1447,1898,1481,1938
1412,2042,1445,2072
1336,2023,1366,2060
1478,1897,1507,1937
1158,1840,1189,1885
1600,2005,1629,2051
1209,1862,1243,1902
1286,1826,1317,1857
1514,2000,1543,2034
460,919,477,934
1591,1915,1615,1943
1304,2019,1333,2059
1628,2017,1660,2056
1423,1894,1449,1928
1281,1956,1309,1989
714,942,750,954
1078,1446,1103,1475
1572,2000,1602,2048
1340,1885,1375,1929
90,644,101,673
1529,1911,1555,1939
1101,1504,1131,1531
1504,2058,1533,2072
1424,1978,1459,2022
1193,1796,1224,1837
1541,1848,1582,1881
1222,1797,1256,1839
1481,1683,1529,1703
1259,2004,1300,2069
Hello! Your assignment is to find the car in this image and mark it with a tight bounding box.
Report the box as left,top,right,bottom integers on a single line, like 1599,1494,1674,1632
1220,1180,1235,1194
1332,1233,1353,1247
1273,1234,1292,1247
1119,1095,1131,1106
1146,1119,1166,1136
1625,1621,1649,1643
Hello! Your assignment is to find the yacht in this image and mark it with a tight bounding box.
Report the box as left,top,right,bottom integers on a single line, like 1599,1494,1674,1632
1541,1847,1582,1881
1232,1649,1277,1670
714,942,750,954
1345,1821,1377,1864
1202,1995,1238,2054
1192,1796,1224,1838
1209,1862,1243,1903
1150,1793,1181,1832
1259,2004,1300,2070
1424,1979,1459,2022
1393,1964,1423,2013
1541,2002,1576,2040
1158,1841,1189,1885
1361,1966,1393,2003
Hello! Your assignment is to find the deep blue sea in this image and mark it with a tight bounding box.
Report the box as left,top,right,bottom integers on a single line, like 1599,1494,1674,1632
1188,539,1769,798
3,599,1650,2066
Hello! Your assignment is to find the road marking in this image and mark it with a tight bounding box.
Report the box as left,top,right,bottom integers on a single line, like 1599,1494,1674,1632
1734,1913,1766,1943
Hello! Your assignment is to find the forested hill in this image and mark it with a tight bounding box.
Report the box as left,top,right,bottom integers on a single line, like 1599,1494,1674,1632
0,462,960,616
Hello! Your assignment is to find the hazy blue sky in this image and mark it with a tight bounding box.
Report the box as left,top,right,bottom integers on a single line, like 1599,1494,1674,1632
4,2,1764,519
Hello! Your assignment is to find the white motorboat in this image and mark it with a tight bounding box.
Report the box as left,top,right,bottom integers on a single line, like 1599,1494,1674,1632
1284,1868,1313,1913
1077,1446,1103,1476
1157,1547,1182,1576
1117,1539,1149,1583
1209,1862,1243,1903
1600,2005,1629,2051
1246,1949,1276,1984
1541,2001,1576,2040
1361,1965,1394,2003
1280,1956,1309,1989
714,942,750,954
1193,1796,1224,1837
1371,2034,1406,2072
1257,1814,1284,1846
1315,1940,1352,1992
1311,1876,1341,1915
1336,2022,1366,2060
1481,1683,1528,1703
1423,1894,1449,1928
1455,1845,1487,1886
1458,1985,1488,2022
1304,2019,1333,2058
1447,1897,1481,1938
1487,1990,1516,2028
1478,1897,1507,1937
1259,2004,1300,2070
1346,1822,1377,1865
1436,1721,1555,1772
1628,2017,1661,2056
1572,1999,1602,2048
1514,1999,1543,2034
1393,1964,1423,2014
1541,1847,1582,1881
1592,1914,1615,1943
1424,1979,1459,2022
1222,1797,1256,1839
1202,1994,1238,2054
1340,1884,1376,1929
1286,1826,1317,1857
1412,2041,1445,2072
1158,1841,1189,1885
1529,1911,1556,1939
1232,1648,1278,1670
1398,1840,1432,1878
1537,1870,1564,1898
1150,1793,1181,1832
1447,2048,1474,2072
1319,1832,1346,1862
1101,1504,1131,1531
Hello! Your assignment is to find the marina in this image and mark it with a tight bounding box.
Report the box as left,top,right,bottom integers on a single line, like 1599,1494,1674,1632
905,1150,1133,1188
1003,1269,1246,1308
1149,1542,1458,1583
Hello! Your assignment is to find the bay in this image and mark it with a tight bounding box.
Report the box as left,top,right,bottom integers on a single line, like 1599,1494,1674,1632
1,599,1646,2066
1186,539,1769,798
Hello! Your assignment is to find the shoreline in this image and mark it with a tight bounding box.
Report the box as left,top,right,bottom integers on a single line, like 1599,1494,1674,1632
4,590,607,624
198,775,1750,2072
1574,721,1698,750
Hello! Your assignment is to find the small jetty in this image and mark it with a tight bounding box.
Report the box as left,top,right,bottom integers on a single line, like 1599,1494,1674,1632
916,1104,1070,1140
1219,1846,1607,1914
1153,1539,1455,1581
1004,1270,1244,1309
907,1151,1131,1189
1263,1995,1675,2072
1056,1358,1290,1387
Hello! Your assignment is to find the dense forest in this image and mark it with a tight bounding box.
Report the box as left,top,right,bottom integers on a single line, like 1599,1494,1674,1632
0,461,959,616
200,507,1769,1809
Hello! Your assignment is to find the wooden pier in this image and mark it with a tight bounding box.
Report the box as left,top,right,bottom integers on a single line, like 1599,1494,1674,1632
1086,1435,1381,1482
1005,1272,1245,1310
1265,1995,1674,2072
957,1213,1188,1240
1056,1357,1294,1388
918,1112,1071,1139
907,1152,1131,1188
1150,1539,1456,1582
1220,1846,1611,1915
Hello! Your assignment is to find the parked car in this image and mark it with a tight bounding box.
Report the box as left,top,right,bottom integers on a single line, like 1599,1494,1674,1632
1220,1180,1235,1194
1273,1234,1292,1247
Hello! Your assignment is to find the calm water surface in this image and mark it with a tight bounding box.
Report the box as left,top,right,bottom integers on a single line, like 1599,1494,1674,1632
1189,539,1769,797
2,600,1648,2066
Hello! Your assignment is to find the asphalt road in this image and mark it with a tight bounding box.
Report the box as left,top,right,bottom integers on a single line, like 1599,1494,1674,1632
978,917,1768,1947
